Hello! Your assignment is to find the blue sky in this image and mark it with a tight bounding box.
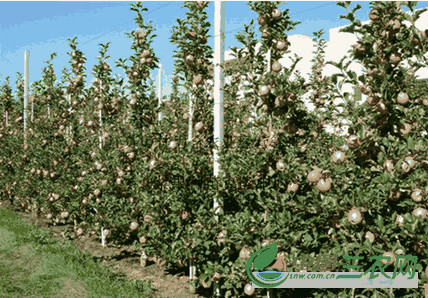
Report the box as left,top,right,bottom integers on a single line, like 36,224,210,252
1,1,428,100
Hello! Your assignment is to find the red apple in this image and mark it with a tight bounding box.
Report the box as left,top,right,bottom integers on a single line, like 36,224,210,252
193,74,203,85
287,182,299,193
307,167,322,183
347,208,362,225
366,95,379,106
276,160,285,172
380,251,395,266
257,15,267,26
384,159,394,172
346,135,360,149
316,178,332,193
272,61,282,73
412,207,428,219
331,151,346,164
396,214,404,227
399,123,412,135
244,283,255,296
272,8,282,19
411,188,424,203
212,272,221,282
365,231,375,243
239,247,251,260
275,40,288,51
390,53,401,64
259,85,270,96
396,92,409,105
369,9,381,21
142,50,151,58
129,221,139,231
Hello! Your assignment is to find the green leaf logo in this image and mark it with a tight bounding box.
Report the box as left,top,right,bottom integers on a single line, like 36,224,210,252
252,242,278,271
246,242,288,287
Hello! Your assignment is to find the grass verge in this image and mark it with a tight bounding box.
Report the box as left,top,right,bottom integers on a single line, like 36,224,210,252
0,206,154,298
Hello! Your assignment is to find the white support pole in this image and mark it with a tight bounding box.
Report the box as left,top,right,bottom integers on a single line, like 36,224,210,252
267,48,272,131
99,91,102,149
99,111,102,149
190,256,196,280
213,0,225,222
188,93,193,142
187,89,194,285
141,251,148,267
67,94,71,143
24,50,29,146
264,49,273,298
212,1,225,296
101,226,106,248
267,48,271,73
158,64,163,121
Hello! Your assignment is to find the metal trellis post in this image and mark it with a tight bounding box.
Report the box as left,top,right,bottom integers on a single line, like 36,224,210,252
24,50,29,146
158,63,163,121
212,1,225,296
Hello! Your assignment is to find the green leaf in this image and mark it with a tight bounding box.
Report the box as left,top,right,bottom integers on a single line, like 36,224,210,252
377,151,384,164
408,138,414,150
344,60,353,71
375,215,385,234
252,242,278,271
336,1,350,10
346,12,355,22
350,4,362,14
303,234,313,243
330,73,344,85
346,70,357,82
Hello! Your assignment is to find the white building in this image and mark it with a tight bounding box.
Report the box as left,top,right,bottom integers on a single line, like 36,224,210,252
205,6,428,137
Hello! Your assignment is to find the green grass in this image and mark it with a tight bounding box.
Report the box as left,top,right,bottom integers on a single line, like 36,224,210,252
0,207,154,298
